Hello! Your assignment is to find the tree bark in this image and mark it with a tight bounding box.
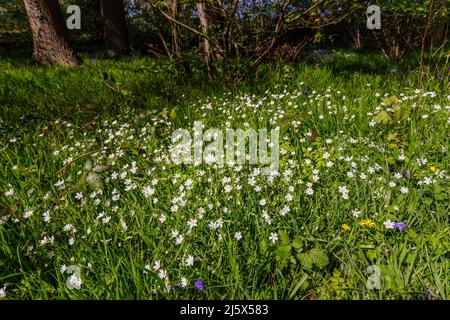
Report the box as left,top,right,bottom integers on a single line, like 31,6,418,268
22,0,79,66
168,0,182,59
196,3,212,64
100,0,129,58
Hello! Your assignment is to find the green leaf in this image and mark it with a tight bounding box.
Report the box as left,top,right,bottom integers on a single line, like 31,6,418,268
279,231,291,246
169,108,177,120
309,247,329,268
297,252,313,269
288,274,308,299
275,244,292,261
373,110,392,124
381,95,398,106
291,236,304,250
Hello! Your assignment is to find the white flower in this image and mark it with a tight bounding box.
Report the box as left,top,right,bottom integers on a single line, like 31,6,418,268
158,269,167,279
60,265,67,273
351,209,361,218
185,255,194,266
188,219,197,229
119,218,127,231
234,231,242,241
39,236,54,246
383,220,395,229
42,211,51,223
400,187,409,194
54,179,65,189
23,209,33,219
159,214,166,223
305,187,314,195
280,206,290,216
75,192,83,200
63,223,75,233
152,260,161,271
102,216,111,224
142,185,155,197
4,188,14,197
181,277,188,288
0,286,5,298
67,273,82,289
68,238,75,245
269,232,278,243
338,186,349,200
175,235,184,245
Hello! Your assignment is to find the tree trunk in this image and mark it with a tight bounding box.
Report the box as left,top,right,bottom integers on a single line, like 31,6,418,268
168,0,182,59
22,0,79,66
196,3,212,64
100,0,129,58
196,2,216,79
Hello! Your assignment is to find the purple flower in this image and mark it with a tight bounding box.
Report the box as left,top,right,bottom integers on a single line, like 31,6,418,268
194,278,205,291
402,170,410,178
393,222,407,231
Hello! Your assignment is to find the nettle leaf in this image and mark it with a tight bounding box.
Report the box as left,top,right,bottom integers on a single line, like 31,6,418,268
373,110,392,124
309,247,329,268
297,252,313,269
275,244,292,261
291,236,304,250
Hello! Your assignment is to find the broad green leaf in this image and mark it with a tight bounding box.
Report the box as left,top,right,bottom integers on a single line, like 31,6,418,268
381,95,398,106
309,247,329,268
291,236,304,250
373,110,392,124
279,231,291,246
297,252,313,269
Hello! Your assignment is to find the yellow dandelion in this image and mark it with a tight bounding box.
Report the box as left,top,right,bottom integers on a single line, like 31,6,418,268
342,223,350,231
359,219,376,228
430,166,436,172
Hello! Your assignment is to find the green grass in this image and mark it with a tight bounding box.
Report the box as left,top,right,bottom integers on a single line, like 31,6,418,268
0,52,449,299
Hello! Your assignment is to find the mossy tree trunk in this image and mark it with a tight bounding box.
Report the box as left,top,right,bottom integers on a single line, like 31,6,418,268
23,0,79,66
